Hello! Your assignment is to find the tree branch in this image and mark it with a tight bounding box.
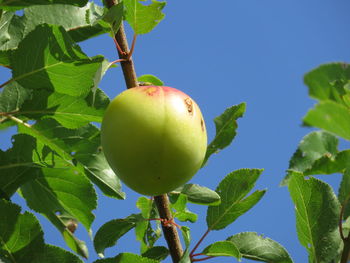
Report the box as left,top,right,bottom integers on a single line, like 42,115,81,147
105,1,184,262
154,194,183,262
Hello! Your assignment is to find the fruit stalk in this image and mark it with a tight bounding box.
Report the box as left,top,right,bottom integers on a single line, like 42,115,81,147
105,1,184,261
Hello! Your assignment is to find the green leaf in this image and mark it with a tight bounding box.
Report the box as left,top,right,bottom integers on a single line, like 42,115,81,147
0,0,88,11
171,194,198,223
304,101,350,141
10,24,104,97
288,172,341,262
142,246,169,261
0,200,83,263
94,215,139,257
18,89,106,129
0,11,25,51
181,226,191,249
16,119,124,199
0,134,43,199
137,74,164,86
339,169,350,219
20,159,97,231
228,232,294,263
123,0,166,35
304,63,350,106
94,253,160,263
135,197,153,252
281,131,339,186
0,82,31,113
0,50,10,67
170,184,221,206
170,194,197,223
202,103,246,166
102,2,123,32
202,241,241,259
207,169,265,230
24,3,109,42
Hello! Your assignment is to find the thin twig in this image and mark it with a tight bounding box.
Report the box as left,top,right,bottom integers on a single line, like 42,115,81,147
190,228,210,257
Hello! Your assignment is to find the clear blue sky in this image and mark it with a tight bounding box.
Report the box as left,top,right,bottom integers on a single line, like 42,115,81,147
1,1,350,262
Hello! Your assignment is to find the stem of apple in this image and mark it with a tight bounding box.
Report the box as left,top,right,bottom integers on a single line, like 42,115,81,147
105,1,184,262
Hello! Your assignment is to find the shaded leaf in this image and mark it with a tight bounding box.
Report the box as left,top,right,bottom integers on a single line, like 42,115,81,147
138,74,164,86
228,232,293,263
142,246,169,261
102,2,123,32
94,253,160,263
135,197,153,252
288,172,341,262
10,24,104,97
339,169,350,219
123,0,166,35
0,200,83,262
202,241,241,259
304,101,350,141
181,226,191,248
0,134,42,199
94,215,139,257
170,184,220,206
202,103,246,166
207,169,265,230
0,82,30,113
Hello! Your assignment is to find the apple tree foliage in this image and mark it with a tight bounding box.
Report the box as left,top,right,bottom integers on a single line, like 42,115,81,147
0,1,348,263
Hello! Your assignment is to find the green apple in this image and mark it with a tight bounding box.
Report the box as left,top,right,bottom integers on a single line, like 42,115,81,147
101,86,207,196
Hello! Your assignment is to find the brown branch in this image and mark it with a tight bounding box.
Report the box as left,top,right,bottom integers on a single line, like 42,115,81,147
105,1,184,262
154,194,184,262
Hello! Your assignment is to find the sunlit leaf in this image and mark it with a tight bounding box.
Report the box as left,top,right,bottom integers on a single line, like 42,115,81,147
170,184,220,206
123,0,166,35
288,172,341,262
202,103,246,166
202,241,241,259
137,74,164,86
228,232,294,263
207,169,265,230
0,0,88,11
93,252,160,263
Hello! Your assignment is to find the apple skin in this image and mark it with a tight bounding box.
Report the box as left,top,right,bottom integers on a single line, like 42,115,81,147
101,86,207,196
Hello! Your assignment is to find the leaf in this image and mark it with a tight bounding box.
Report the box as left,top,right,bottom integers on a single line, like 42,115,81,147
228,232,294,263
202,241,241,259
339,169,350,219
17,119,124,199
20,159,97,232
135,197,153,252
288,172,341,262
24,3,109,42
0,82,31,114
304,101,350,141
94,215,139,257
93,253,160,263
142,246,169,261
170,194,197,223
0,200,83,263
102,2,123,32
10,24,104,97
123,0,166,35
181,226,191,248
137,74,164,86
18,89,106,129
207,169,265,230
304,63,350,106
202,103,246,166
281,131,339,186
0,0,88,11
0,11,25,51
0,134,43,199
170,184,221,206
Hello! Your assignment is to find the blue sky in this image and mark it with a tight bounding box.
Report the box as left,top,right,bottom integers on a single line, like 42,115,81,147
1,0,350,262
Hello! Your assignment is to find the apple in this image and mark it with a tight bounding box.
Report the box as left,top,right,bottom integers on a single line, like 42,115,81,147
101,86,207,196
